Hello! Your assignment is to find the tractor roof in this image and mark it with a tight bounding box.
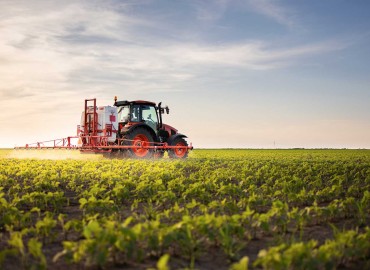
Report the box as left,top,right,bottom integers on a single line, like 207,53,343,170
114,100,156,107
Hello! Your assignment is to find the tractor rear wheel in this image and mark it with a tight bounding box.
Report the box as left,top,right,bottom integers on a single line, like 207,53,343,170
168,137,188,159
124,128,154,159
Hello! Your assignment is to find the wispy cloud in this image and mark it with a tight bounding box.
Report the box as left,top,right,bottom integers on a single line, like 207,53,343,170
246,0,297,28
192,0,230,22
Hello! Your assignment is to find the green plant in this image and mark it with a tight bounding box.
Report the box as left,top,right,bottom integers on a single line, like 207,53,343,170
229,256,249,270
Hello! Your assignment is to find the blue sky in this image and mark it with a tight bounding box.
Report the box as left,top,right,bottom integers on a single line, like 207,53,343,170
0,0,369,148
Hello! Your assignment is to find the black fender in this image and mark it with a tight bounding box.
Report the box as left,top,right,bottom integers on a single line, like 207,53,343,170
168,133,187,145
123,123,159,142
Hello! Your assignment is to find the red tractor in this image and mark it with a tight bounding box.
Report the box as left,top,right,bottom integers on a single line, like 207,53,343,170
112,97,191,158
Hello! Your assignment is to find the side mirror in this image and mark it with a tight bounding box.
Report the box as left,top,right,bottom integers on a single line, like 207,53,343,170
158,103,169,114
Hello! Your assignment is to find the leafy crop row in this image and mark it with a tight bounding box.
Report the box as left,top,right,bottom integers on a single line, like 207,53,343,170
0,149,369,269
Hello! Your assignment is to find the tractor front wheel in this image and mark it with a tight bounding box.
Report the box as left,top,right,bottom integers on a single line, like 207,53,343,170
168,137,189,159
124,128,154,159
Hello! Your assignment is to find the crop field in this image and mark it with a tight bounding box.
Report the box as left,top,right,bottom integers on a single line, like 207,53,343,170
0,149,369,269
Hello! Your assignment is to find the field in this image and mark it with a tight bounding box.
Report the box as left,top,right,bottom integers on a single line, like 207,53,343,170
0,149,369,269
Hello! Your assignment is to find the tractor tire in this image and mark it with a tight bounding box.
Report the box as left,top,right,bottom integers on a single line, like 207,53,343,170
168,137,189,159
124,128,154,159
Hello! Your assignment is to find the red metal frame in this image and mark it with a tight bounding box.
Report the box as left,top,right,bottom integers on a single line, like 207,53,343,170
83,99,98,147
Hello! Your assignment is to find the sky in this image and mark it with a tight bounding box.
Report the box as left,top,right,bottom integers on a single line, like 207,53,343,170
0,0,370,149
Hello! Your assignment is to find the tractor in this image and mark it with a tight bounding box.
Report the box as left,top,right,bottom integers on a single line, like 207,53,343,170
16,97,193,159
112,97,190,158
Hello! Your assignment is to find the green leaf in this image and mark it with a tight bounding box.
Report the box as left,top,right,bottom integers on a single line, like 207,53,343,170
229,256,249,270
28,238,46,269
157,254,170,270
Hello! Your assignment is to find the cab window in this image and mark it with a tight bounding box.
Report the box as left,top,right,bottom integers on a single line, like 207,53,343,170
118,106,130,122
141,105,158,130
131,105,141,122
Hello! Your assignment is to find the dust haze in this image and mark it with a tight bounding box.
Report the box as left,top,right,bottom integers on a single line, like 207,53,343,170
6,149,103,160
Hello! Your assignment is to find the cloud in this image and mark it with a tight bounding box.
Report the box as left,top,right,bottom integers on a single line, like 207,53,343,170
246,0,296,28
0,0,350,103
192,0,230,22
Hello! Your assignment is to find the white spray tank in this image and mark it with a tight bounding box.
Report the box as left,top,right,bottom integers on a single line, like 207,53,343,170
79,105,118,144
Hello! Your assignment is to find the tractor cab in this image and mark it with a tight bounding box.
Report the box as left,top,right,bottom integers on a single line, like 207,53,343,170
115,100,160,135
117,101,159,131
